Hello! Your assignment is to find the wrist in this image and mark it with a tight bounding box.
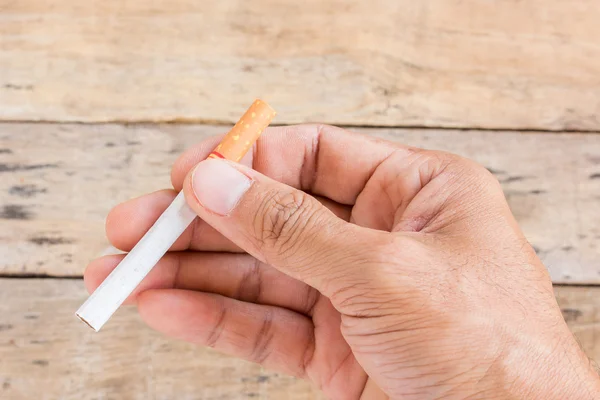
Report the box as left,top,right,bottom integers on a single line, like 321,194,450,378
499,331,600,399
446,320,600,400
535,342,600,400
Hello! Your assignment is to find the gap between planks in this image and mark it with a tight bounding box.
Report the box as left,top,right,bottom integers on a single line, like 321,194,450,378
2,119,600,134
0,274,598,289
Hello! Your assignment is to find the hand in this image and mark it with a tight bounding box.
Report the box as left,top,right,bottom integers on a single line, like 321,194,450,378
85,125,600,399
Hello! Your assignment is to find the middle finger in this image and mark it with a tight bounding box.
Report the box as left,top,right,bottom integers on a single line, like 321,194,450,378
84,251,322,316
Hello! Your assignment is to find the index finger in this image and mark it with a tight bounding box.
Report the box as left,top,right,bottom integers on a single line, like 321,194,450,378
171,124,410,205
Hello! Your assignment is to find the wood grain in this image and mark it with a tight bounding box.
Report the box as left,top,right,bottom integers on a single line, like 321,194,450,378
1,123,599,282
555,285,600,368
0,279,323,400
1,1,599,129
0,279,597,399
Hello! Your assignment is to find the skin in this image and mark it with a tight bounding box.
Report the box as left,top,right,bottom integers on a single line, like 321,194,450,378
85,125,600,399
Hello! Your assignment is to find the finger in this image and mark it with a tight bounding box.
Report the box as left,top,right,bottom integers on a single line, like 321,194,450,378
183,159,385,297
84,252,321,315
106,189,351,252
105,189,240,252
137,289,315,378
172,125,411,205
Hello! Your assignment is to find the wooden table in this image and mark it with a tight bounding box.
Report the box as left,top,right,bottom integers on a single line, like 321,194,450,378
1,1,599,398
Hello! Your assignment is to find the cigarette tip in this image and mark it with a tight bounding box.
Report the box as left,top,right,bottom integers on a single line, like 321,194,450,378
76,312,100,332
254,98,276,116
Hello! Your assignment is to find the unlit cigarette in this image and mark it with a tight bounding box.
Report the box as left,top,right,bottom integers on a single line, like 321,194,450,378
76,100,276,331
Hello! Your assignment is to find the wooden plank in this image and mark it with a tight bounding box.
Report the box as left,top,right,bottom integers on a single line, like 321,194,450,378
1,123,599,282
1,1,599,130
0,280,597,399
555,285,600,368
0,279,322,400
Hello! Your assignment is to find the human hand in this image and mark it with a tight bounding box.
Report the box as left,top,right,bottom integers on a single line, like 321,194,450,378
85,125,600,399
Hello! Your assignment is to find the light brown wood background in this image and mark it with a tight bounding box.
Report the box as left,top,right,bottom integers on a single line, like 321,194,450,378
0,1,599,399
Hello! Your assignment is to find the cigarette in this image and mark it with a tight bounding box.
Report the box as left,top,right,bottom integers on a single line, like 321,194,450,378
76,100,276,331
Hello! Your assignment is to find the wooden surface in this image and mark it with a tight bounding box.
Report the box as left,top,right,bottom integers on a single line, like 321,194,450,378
0,279,596,400
1,0,600,398
1,123,598,283
1,1,600,130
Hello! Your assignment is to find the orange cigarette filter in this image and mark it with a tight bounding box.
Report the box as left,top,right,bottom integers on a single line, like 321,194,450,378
208,99,276,162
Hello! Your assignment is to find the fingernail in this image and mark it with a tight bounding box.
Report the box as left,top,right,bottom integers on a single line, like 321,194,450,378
191,159,253,215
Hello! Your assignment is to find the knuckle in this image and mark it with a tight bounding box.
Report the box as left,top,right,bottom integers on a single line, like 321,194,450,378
301,285,321,316
451,155,497,183
205,299,227,348
235,259,263,303
465,159,498,183
419,149,456,166
412,150,460,185
458,159,505,198
249,309,275,364
253,189,321,260
424,150,500,189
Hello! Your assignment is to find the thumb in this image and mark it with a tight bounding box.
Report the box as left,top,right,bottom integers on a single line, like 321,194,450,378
182,158,380,296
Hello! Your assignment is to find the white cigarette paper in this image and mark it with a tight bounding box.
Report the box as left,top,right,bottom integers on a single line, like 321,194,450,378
76,192,196,331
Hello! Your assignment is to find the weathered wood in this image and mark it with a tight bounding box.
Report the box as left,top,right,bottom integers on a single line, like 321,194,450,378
1,1,600,129
1,123,599,282
555,285,600,369
0,280,597,399
0,279,323,400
